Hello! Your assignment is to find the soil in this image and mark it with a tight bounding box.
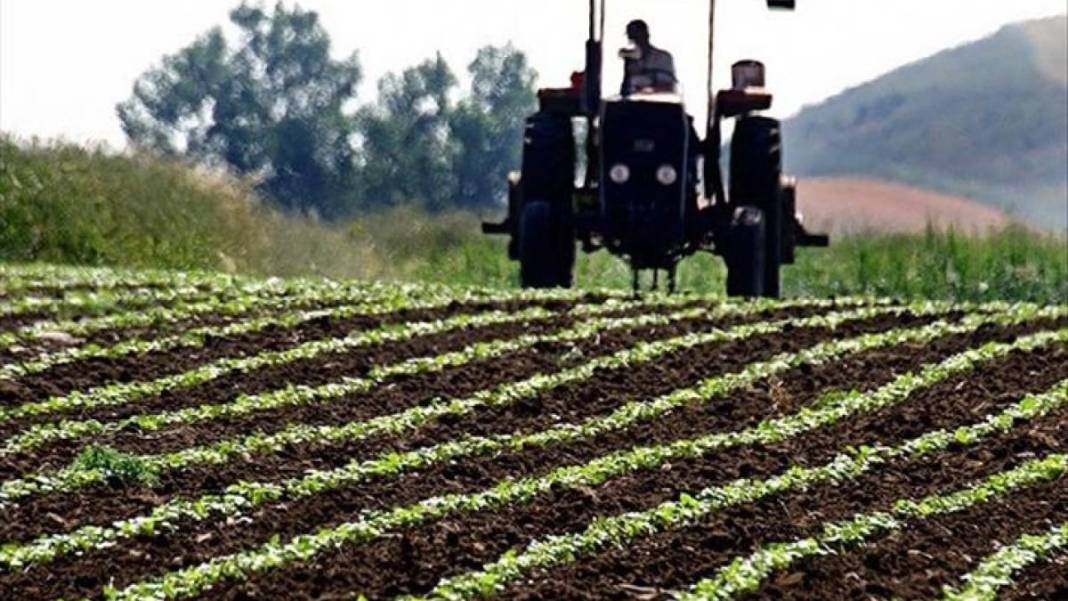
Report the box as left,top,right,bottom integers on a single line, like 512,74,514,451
2,277,1066,601
0,297,580,407
758,482,1066,600
997,555,1068,601
0,289,383,364
0,303,825,540
5,316,1063,600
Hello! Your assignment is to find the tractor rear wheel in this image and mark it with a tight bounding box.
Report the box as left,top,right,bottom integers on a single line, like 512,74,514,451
731,116,783,298
519,201,574,288
725,206,767,298
517,112,575,289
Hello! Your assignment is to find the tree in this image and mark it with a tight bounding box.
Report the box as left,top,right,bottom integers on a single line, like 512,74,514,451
357,45,538,211
450,44,538,208
356,54,459,211
117,2,362,218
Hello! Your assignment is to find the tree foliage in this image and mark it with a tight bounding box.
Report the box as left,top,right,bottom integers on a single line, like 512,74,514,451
357,54,459,211
119,2,538,217
118,2,362,218
357,44,537,211
449,45,538,208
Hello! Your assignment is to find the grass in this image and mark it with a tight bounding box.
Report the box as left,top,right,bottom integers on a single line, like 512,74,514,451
1,136,1065,303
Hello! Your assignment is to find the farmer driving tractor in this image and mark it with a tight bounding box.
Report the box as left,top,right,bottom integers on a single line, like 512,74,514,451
620,19,677,95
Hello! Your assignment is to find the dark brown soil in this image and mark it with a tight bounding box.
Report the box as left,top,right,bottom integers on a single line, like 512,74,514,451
0,303,820,541
0,313,245,366
499,345,1068,600
757,483,1066,600
0,290,379,365
192,344,1068,601
997,554,1068,601
2,295,1063,601
6,316,1058,600
0,296,579,407
0,310,582,468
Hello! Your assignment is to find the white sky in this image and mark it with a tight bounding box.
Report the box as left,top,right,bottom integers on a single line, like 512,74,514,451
1,0,1065,148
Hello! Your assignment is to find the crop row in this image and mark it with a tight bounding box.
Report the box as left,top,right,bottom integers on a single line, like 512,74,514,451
0,278,416,353
0,277,609,382
0,264,259,296
405,338,1068,600
0,285,237,321
0,283,408,377
100,345,1068,601
0,265,527,302
18,309,1042,576
939,521,1068,601
0,263,629,305
2,299,654,452
0,293,714,430
678,453,1067,601
0,296,833,503
73,315,1059,584
0,302,932,568
74,304,1032,559
0,266,333,321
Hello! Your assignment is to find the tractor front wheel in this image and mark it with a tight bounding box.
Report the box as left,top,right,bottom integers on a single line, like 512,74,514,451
519,201,574,289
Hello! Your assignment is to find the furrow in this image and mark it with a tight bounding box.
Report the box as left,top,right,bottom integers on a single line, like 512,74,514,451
0,283,588,405
993,552,1068,601
678,456,1067,601
0,306,1052,598
0,297,829,506
750,488,1068,601
496,416,1067,601
0,300,644,457
0,267,322,323
402,339,1068,601
0,282,542,383
0,293,690,425
94,327,1068,600
0,287,220,330
0,278,412,356
0,300,841,547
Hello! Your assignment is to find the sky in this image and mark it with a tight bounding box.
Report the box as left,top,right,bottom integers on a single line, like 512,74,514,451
1,0,1065,148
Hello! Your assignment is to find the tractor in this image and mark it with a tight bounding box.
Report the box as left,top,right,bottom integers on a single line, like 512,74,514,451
482,0,829,297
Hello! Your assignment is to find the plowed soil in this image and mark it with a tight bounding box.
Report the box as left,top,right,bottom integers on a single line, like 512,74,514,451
0,271,1065,601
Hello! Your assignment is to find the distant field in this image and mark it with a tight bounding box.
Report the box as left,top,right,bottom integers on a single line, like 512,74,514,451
798,176,1011,234
2,137,1065,303
0,264,1066,599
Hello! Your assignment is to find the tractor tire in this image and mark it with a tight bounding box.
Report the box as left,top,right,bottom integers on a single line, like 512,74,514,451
731,116,783,298
519,201,574,289
517,112,576,289
725,206,767,298
522,113,576,203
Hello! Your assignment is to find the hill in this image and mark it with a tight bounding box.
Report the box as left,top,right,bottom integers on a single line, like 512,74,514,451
784,15,1068,230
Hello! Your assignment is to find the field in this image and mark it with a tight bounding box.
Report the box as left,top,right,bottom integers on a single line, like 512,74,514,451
0,263,1066,601
4,138,1067,305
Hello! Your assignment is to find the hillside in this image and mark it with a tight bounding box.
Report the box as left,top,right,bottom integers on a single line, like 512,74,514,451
784,15,1068,230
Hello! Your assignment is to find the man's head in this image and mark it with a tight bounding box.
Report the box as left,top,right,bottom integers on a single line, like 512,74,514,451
626,19,650,46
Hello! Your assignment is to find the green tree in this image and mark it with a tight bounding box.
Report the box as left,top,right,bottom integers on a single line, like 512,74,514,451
357,54,459,211
117,2,362,218
450,44,538,208
358,45,537,211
